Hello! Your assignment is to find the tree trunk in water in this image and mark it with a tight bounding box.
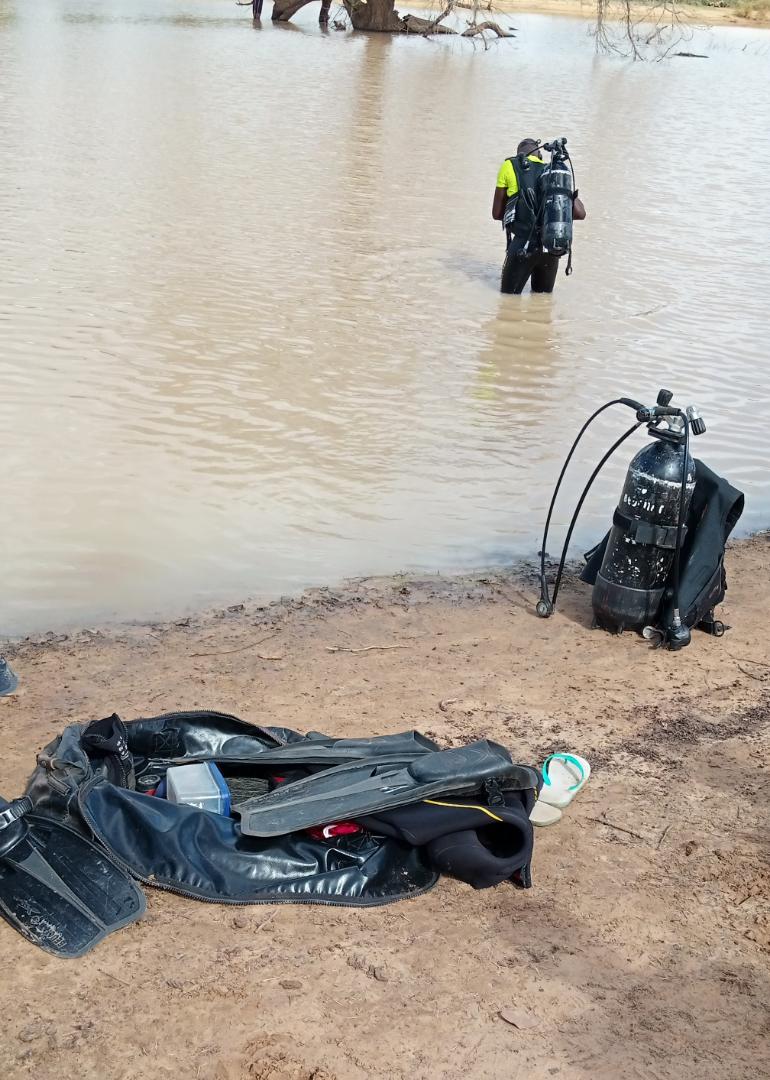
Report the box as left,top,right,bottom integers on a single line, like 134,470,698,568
272,0,470,33
343,0,406,31
272,0,316,20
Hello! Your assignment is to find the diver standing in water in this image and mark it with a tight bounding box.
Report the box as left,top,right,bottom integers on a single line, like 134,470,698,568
492,138,586,295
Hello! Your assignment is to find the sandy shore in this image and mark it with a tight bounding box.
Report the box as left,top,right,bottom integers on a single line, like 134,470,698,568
496,0,770,27
1,534,769,1079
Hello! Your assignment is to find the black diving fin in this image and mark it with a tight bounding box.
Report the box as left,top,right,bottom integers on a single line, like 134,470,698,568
0,796,145,957
236,740,540,838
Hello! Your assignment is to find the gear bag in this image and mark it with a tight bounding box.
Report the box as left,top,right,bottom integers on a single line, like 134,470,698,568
17,711,540,951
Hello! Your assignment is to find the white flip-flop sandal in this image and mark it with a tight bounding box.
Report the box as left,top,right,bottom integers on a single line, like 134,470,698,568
529,800,563,827
539,753,591,810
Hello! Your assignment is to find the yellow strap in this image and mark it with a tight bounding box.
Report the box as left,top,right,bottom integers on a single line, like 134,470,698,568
423,799,503,823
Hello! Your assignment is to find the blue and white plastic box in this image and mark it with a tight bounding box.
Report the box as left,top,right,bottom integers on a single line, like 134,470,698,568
165,762,231,816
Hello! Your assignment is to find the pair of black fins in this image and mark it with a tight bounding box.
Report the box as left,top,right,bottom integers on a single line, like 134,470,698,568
234,738,535,836
0,796,145,958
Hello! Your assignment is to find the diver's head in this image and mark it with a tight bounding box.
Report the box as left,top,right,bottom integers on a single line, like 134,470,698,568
517,138,542,160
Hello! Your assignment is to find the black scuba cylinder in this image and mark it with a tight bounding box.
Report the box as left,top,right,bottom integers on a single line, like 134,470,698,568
540,159,573,257
591,433,695,632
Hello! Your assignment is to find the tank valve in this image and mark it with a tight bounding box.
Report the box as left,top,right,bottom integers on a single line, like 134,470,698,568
687,406,706,436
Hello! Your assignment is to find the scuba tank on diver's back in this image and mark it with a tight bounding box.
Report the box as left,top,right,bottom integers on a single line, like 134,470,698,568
539,142,574,258
499,137,577,293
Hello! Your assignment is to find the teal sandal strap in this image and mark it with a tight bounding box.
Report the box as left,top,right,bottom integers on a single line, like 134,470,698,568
541,753,585,792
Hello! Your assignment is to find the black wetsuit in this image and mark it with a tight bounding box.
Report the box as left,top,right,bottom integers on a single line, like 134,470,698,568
501,238,559,295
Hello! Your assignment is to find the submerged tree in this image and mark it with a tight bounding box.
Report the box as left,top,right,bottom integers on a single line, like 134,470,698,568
594,0,696,58
264,0,515,38
242,0,692,58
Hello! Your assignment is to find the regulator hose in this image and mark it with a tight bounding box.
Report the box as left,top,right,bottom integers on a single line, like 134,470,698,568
537,398,644,616
546,422,642,612
565,155,577,276
665,411,691,648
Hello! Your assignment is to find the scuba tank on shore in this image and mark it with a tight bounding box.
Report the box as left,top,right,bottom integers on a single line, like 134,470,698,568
535,390,744,651
591,415,698,635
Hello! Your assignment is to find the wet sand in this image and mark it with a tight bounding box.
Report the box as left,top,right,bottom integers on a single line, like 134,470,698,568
1,534,768,1079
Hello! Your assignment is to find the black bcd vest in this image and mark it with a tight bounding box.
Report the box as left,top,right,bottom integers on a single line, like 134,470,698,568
505,156,546,242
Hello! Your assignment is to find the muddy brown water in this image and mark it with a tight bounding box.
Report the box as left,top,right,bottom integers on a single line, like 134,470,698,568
1,0,769,633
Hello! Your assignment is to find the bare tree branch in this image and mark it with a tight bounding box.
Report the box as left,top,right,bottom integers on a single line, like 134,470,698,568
419,1,455,34
593,0,691,60
461,19,514,36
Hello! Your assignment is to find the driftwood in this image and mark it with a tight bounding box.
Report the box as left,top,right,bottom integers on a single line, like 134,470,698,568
462,19,514,35
326,643,410,654
190,632,280,658
589,816,647,842
416,2,456,34
393,11,453,32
